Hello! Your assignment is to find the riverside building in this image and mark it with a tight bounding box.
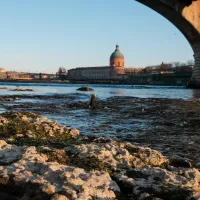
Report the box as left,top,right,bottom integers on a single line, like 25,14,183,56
68,45,126,81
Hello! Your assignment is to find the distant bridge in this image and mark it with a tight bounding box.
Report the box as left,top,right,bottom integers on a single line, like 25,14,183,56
136,0,200,88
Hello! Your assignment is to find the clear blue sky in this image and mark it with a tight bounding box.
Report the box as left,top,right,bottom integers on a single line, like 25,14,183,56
0,0,193,73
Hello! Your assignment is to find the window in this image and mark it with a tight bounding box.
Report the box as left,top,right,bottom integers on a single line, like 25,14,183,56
118,62,120,66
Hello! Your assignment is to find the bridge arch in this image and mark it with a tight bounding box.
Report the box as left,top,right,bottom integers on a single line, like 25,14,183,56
136,0,200,88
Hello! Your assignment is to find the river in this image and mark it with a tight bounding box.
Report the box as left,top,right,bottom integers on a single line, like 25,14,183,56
0,82,199,140
0,82,197,99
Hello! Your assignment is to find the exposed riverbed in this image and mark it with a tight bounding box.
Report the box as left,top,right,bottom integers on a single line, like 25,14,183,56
0,83,200,199
0,83,200,168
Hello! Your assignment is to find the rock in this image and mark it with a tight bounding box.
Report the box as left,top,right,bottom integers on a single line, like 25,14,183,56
195,162,200,168
76,86,94,91
113,167,200,199
0,141,120,200
93,137,113,143
10,88,34,91
51,194,69,200
64,141,168,171
0,140,7,148
0,141,23,165
0,112,80,143
169,155,192,168
89,94,96,109
41,184,56,195
16,134,24,138
0,136,200,199
39,147,70,165
125,142,168,167
25,130,36,139
68,128,80,138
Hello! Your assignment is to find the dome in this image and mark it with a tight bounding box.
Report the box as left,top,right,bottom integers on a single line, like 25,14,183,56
110,45,124,60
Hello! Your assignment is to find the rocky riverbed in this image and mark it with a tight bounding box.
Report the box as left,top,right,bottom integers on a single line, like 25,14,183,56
0,112,200,199
0,93,200,199
0,94,200,167
0,105,198,200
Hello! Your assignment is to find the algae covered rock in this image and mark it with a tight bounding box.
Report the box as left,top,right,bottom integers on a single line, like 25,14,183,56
0,112,79,144
64,140,168,171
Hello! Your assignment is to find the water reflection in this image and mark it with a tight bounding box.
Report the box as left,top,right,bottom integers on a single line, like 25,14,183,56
109,90,125,96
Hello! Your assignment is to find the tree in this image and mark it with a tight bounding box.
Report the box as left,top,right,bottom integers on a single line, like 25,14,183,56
159,62,172,71
186,60,194,65
58,67,66,74
172,62,181,67
57,67,67,80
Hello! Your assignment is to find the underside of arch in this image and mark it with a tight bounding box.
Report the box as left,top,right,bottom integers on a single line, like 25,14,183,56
136,0,200,48
136,0,200,88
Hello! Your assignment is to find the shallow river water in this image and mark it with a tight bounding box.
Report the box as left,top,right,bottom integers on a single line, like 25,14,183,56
0,82,198,99
0,82,199,139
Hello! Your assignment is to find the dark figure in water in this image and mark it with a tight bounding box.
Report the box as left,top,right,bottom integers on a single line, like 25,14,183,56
89,94,96,109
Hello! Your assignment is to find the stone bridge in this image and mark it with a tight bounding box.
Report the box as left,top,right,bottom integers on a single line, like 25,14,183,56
136,0,200,88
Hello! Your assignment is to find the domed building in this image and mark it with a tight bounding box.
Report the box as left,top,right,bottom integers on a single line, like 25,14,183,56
110,45,124,67
68,44,126,81
110,45,125,75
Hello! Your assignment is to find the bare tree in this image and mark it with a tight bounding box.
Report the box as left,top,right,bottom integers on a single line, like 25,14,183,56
186,60,194,65
57,67,67,80
172,62,181,67
58,67,66,74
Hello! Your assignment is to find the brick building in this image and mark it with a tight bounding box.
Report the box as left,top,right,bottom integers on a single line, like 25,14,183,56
68,45,126,80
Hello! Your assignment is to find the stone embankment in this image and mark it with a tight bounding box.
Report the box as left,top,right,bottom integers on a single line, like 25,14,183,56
0,112,199,199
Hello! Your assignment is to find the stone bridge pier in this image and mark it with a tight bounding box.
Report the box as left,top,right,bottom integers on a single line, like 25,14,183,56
136,0,200,88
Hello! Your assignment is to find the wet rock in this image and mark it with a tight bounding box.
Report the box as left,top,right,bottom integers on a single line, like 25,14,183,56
68,101,88,109
89,94,96,109
169,155,192,168
76,86,94,91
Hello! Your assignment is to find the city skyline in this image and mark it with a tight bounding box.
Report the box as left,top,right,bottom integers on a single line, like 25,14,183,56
0,0,194,73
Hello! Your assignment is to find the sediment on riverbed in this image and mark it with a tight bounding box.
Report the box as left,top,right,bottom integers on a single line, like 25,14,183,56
0,112,199,200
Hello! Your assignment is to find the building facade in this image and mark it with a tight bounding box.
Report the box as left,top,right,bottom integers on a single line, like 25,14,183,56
68,66,112,80
68,45,125,80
